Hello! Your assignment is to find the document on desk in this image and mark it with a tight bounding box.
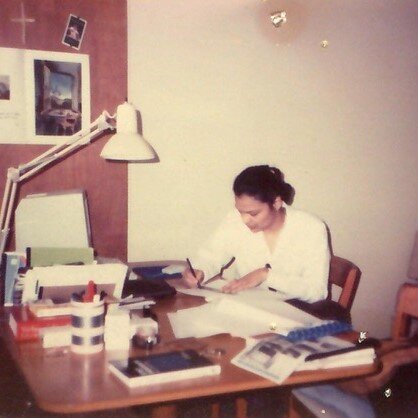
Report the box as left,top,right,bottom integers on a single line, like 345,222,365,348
21,263,128,302
168,295,320,339
174,280,289,303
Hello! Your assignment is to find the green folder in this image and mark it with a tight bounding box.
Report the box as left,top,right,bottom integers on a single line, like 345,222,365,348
26,247,95,267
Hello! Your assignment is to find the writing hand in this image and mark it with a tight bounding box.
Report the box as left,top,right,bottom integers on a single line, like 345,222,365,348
182,268,204,288
222,267,269,294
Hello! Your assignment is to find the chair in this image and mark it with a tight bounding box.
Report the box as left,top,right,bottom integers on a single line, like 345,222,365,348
288,256,362,418
327,255,361,312
392,283,418,340
288,283,418,418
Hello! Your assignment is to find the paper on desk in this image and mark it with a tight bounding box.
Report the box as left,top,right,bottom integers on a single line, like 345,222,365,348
174,279,227,300
168,296,316,339
174,279,289,302
22,263,128,302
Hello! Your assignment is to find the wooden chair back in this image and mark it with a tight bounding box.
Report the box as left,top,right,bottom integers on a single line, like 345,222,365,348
392,283,418,340
328,255,361,312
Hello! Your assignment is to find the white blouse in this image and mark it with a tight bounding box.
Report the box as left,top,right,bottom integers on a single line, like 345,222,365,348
192,206,330,303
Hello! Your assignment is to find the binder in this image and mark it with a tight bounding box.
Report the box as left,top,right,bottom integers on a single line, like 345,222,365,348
285,321,352,343
26,247,95,267
1,252,26,306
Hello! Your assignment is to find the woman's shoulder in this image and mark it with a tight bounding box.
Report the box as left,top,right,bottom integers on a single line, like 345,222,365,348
286,206,327,230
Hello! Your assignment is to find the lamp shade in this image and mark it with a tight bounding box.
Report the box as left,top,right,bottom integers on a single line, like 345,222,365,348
100,102,156,161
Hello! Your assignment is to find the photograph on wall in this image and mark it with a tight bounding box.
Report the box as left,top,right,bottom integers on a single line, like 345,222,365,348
62,14,87,50
0,75,10,100
0,48,90,144
0,47,26,142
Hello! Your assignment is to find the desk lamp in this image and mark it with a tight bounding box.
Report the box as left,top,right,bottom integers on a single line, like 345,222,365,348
0,102,156,265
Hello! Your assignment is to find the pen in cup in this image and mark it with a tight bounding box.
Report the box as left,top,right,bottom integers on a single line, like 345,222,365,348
186,258,202,288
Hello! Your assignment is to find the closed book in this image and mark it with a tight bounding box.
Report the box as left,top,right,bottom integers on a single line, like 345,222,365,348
108,349,221,387
28,300,72,318
2,252,26,306
8,307,71,342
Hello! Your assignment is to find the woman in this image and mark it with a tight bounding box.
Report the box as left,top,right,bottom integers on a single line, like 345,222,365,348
182,165,330,302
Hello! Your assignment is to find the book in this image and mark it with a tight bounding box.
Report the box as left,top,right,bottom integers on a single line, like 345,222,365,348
8,306,71,342
299,346,376,371
131,265,182,280
1,252,26,306
26,246,95,267
231,334,375,384
28,299,72,317
122,278,177,299
108,349,221,387
40,326,72,348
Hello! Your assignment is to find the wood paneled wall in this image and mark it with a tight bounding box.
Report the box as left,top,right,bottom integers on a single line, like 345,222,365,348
0,0,128,261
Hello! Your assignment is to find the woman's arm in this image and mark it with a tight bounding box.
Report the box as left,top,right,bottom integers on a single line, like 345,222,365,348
264,221,330,302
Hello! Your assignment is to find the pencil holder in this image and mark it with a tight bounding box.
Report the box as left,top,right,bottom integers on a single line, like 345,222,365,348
71,299,105,354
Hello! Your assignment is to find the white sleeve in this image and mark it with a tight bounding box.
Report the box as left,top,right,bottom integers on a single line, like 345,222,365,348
263,221,330,303
191,213,236,281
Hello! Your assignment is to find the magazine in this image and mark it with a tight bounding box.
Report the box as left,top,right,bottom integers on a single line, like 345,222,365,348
231,335,375,384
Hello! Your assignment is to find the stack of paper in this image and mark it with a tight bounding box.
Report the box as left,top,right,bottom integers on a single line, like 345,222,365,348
41,326,71,348
168,297,310,339
104,307,131,351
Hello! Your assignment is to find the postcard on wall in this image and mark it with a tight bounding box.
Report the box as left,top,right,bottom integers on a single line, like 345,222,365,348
62,14,87,50
0,47,90,145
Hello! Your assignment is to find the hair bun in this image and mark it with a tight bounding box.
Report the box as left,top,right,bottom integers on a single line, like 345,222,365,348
281,182,295,205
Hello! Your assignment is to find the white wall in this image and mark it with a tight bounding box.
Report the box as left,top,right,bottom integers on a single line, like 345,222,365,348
127,0,418,338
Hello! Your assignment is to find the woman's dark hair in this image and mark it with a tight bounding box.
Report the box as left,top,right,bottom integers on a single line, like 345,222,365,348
233,165,295,205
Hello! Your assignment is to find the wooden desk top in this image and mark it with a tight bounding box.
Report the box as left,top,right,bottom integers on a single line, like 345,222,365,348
0,290,378,414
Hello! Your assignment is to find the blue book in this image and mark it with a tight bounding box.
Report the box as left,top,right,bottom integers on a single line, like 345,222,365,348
132,265,182,280
2,252,26,306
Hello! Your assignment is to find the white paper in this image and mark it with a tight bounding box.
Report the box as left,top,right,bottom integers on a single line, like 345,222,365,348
167,296,316,339
0,48,25,140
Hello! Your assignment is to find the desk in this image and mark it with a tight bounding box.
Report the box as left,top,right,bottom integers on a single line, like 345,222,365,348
0,288,377,417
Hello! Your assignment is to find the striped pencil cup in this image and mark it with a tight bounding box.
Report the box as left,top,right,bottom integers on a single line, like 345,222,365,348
71,299,105,354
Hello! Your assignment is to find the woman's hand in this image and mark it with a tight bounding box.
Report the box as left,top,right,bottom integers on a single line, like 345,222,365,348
182,268,204,288
222,267,269,293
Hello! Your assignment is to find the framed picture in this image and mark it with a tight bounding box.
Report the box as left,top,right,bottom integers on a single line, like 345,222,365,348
0,48,90,144
62,15,87,50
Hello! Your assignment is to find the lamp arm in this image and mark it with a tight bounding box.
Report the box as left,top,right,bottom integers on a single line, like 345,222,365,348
0,111,114,261
17,112,113,174
0,178,18,260
19,116,113,182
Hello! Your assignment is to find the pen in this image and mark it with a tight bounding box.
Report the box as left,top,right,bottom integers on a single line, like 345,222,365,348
83,280,96,302
186,258,202,288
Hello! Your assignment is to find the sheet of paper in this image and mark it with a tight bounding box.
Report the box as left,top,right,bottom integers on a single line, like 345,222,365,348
175,280,290,303
167,295,318,339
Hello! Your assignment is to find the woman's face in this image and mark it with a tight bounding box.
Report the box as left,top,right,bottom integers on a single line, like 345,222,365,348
235,194,281,233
